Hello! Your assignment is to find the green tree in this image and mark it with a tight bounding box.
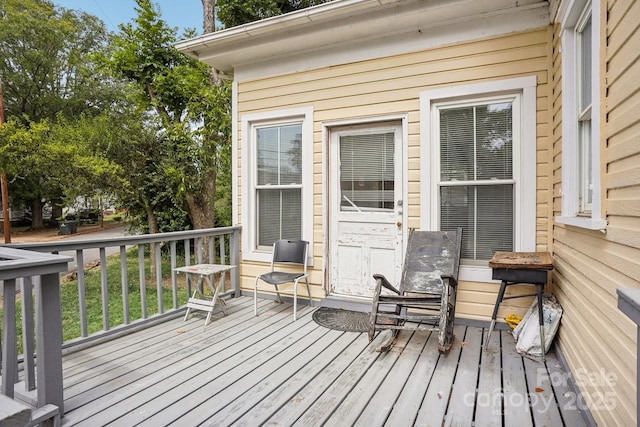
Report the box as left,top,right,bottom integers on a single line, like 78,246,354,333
0,116,120,228
90,108,192,234
216,0,330,28
0,0,125,228
0,0,116,123
103,0,231,234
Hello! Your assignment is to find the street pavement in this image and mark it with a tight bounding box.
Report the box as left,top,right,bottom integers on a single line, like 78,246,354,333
56,225,128,271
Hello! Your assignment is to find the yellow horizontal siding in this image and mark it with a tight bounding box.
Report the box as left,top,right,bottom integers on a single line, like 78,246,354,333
548,0,640,425
235,28,551,322
241,30,549,93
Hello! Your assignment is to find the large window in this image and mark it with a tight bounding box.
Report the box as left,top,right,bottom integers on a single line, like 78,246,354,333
242,107,313,262
420,77,537,282
439,101,514,261
256,123,302,246
556,0,606,230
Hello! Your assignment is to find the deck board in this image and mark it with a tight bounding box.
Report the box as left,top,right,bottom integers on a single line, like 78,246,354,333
443,326,483,426
101,306,316,426
502,330,534,427
57,296,589,427
474,327,503,426
256,333,372,426
383,329,441,427
354,330,429,426
413,324,465,425
212,331,359,426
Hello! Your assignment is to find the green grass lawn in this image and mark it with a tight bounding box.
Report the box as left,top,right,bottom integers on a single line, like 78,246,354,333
2,246,190,351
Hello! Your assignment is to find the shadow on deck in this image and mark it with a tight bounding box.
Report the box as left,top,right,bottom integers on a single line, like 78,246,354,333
60,296,589,426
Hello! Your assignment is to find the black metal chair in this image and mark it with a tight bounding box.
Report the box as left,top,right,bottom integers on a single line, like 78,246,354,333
254,239,312,320
369,228,462,352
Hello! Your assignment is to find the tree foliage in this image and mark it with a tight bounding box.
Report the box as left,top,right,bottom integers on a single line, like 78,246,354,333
0,0,118,123
102,0,232,232
0,0,323,233
0,115,121,226
0,0,126,228
217,0,331,28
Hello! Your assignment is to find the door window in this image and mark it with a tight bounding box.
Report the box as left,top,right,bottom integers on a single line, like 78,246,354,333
339,132,395,212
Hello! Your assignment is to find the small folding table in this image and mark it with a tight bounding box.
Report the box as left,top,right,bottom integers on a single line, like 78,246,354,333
174,264,235,326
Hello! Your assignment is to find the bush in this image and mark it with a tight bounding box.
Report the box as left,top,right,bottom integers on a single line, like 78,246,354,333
65,209,101,222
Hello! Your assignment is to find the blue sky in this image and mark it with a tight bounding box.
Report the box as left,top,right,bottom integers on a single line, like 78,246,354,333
54,1,204,34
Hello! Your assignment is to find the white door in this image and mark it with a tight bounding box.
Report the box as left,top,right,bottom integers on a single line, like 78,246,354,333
329,122,404,298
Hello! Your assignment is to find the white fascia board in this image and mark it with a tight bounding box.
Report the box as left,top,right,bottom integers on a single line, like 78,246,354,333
235,4,550,81
175,0,550,79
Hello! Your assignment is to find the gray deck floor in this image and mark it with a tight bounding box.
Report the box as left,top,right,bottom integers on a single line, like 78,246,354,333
59,296,589,426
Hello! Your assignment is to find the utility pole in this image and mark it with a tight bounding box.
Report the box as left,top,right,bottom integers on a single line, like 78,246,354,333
0,79,11,243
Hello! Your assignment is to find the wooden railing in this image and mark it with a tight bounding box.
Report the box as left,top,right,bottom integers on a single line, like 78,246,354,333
1,226,240,423
1,246,71,425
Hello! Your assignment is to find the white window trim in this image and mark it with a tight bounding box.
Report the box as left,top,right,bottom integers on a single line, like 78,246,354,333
241,107,314,263
555,0,606,231
420,76,537,282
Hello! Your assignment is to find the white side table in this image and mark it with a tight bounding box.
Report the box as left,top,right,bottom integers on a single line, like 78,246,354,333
174,264,236,326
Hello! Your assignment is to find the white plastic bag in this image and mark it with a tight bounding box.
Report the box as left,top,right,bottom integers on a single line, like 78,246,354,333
512,294,563,357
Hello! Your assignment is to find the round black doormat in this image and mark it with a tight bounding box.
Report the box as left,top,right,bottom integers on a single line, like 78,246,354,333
312,307,370,332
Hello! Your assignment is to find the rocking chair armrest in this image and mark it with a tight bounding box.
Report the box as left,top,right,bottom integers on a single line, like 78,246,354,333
442,275,458,288
373,274,401,295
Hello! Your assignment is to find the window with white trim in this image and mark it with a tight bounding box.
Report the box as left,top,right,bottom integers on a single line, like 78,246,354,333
577,10,593,213
556,0,606,230
438,98,516,262
256,123,302,246
420,77,537,282
241,107,313,262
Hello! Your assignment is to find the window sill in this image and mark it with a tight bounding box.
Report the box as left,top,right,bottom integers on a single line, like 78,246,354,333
459,265,495,283
555,215,607,230
242,250,272,264
242,249,314,267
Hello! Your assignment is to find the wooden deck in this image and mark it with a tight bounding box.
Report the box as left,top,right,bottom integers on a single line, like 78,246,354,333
59,296,589,426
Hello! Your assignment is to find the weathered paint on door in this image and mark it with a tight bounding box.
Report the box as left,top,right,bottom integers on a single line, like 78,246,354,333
329,122,404,298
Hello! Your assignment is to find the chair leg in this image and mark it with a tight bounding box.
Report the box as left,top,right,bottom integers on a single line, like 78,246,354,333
293,279,299,321
537,285,546,362
254,277,260,317
369,279,383,342
305,278,313,307
274,284,282,303
484,280,508,352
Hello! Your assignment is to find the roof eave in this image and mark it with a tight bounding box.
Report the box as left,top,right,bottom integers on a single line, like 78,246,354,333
175,0,550,78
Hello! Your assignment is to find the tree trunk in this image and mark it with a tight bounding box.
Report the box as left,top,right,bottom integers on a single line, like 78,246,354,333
30,198,44,230
189,0,222,263
51,203,63,223
146,205,159,280
186,167,216,229
186,169,216,262
201,0,215,33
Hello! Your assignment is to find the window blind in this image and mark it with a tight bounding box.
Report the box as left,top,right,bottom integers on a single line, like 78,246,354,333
439,102,514,260
339,132,395,211
256,123,302,246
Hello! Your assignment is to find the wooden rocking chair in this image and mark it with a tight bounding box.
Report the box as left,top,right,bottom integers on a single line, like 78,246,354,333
369,228,462,352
